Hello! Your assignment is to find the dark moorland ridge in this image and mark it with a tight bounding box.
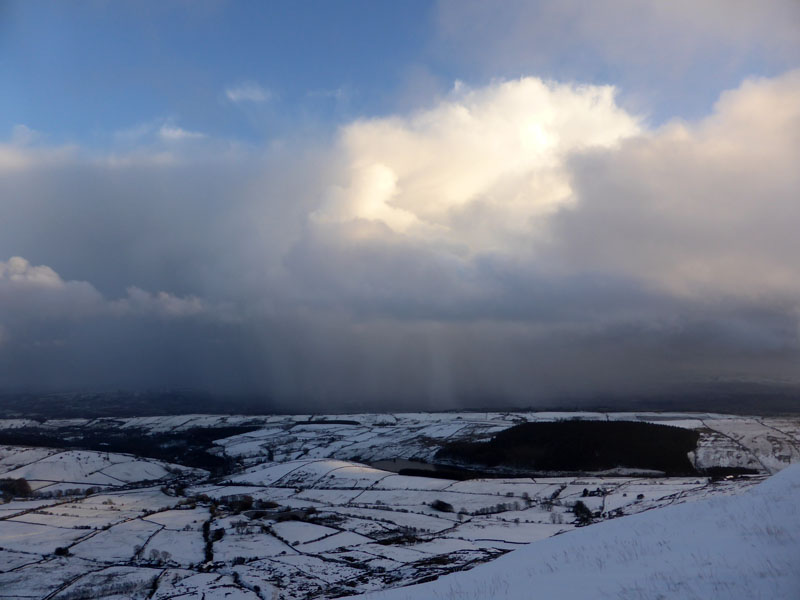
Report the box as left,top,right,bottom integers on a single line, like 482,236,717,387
0,426,259,473
436,421,701,476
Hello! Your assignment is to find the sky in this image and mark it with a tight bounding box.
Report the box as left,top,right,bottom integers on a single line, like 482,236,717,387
1,1,799,409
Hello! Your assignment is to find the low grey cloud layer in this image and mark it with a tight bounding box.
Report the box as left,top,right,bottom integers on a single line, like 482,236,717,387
1,71,799,408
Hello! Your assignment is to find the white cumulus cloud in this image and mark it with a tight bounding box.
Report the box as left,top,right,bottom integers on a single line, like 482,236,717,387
314,77,640,253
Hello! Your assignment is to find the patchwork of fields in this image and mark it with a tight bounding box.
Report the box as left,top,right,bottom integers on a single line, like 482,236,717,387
0,412,798,599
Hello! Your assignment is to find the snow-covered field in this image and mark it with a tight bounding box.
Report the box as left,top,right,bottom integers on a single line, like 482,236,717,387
0,446,198,493
0,412,797,599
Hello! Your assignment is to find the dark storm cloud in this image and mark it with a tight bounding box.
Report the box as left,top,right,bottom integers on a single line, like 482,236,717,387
1,72,799,407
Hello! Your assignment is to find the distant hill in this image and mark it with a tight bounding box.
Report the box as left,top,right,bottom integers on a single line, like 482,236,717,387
0,380,798,419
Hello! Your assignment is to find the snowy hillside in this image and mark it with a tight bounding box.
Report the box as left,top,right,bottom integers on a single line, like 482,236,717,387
0,446,200,493
346,465,800,600
0,412,798,599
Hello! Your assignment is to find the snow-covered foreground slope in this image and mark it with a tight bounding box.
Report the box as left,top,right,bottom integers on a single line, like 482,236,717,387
346,465,800,600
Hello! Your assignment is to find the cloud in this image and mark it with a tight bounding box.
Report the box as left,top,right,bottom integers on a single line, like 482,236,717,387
0,134,77,172
551,70,800,300
0,146,33,171
314,77,640,248
111,119,207,147
112,287,209,318
435,0,800,118
10,124,39,145
225,81,272,103
286,70,800,399
0,256,240,391
1,256,64,287
0,72,799,403
158,123,206,141
436,0,800,70
0,256,220,326
0,256,105,318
